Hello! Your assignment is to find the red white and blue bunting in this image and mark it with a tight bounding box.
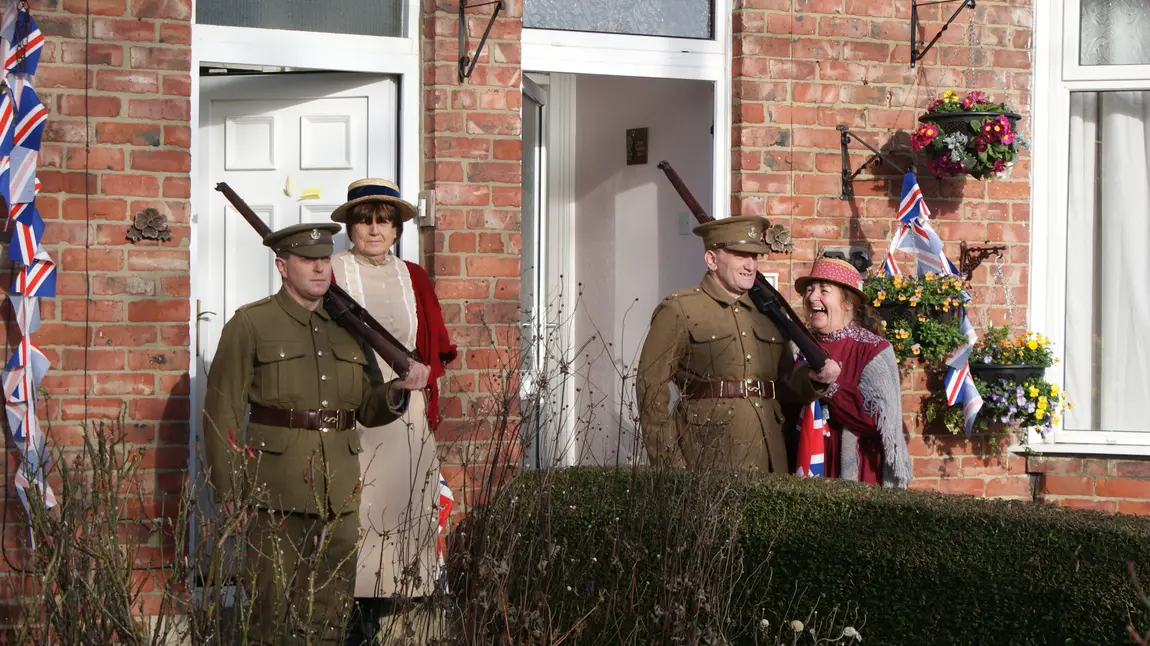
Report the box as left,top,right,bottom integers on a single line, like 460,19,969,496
884,172,983,436
0,0,56,524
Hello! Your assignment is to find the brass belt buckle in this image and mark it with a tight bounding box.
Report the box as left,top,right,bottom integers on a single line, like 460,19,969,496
319,410,339,433
744,379,762,398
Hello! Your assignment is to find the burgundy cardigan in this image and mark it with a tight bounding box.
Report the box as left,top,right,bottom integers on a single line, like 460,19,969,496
404,260,457,430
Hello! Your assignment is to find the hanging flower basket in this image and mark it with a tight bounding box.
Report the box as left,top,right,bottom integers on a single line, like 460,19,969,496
875,303,916,326
968,363,1046,384
919,110,1022,135
911,90,1029,180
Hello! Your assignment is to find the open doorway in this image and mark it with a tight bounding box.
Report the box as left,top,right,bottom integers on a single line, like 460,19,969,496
520,72,714,469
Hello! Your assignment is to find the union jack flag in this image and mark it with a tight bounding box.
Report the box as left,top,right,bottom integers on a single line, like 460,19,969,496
435,473,454,594
794,399,828,478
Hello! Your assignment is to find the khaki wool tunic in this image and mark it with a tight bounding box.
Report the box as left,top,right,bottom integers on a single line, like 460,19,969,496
201,289,407,515
636,274,825,471
332,249,442,599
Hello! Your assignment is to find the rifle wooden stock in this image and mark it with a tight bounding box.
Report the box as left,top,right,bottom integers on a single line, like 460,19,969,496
656,161,829,372
214,182,415,379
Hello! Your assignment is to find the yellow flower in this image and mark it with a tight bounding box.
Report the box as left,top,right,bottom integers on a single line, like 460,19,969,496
925,272,937,281
1052,416,1061,425
942,89,959,102
898,293,907,301
942,305,950,312
1066,401,1073,409
1050,384,1060,396
1028,386,1038,398
1037,399,1048,410
1027,340,1038,350
918,315,927,322
1035,410,1044,420
912,344,922,355
910,298,920,307
878,290,887,299
873,299,882,307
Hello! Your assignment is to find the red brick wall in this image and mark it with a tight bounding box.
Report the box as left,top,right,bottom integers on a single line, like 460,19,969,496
422,0,523,505
4,0,191,590
731,0,1039,497
1030,457,1150,515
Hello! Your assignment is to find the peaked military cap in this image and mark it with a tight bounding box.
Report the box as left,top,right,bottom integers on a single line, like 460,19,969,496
263,222,341,258
692,215,772,254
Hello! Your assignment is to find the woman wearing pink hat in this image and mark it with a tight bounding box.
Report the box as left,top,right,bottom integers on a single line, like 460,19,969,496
794,257,912,487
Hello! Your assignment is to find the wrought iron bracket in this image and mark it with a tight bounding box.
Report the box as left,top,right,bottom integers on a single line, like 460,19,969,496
459,0,503,83
911,0,975,68
959,241,1006,277
837,125,909,201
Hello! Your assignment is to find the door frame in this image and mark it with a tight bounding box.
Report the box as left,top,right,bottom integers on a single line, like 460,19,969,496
520,8,733,467
189,6,422,560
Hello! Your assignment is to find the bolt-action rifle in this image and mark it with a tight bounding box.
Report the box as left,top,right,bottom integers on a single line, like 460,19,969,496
214,182,415,379
657,161,829,372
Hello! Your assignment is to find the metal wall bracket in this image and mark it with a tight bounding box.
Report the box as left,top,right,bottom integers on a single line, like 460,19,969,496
959,241,1006,277
837,125,909,201
459,0,503,83
911,0,975,68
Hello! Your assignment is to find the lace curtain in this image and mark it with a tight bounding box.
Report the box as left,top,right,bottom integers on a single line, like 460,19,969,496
1064,91,1150,432
523,0,714,40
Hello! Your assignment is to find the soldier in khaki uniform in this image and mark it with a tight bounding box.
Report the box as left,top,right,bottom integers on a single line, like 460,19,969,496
202,222,426,644
636,215,841,471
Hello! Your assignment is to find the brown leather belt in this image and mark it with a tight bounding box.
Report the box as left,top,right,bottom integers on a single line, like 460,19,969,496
681,379,775,400
249,404,357,432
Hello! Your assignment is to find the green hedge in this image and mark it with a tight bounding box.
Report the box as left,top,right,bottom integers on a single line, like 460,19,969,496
455,467,1150,645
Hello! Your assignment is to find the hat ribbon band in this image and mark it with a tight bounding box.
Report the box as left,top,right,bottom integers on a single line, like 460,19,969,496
348,184,402,201
708,239,765,250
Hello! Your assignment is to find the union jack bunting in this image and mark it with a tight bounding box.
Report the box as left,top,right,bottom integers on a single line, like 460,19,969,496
1,0,56,539
435,472,455,594
3,8,42,77
882,172,983,436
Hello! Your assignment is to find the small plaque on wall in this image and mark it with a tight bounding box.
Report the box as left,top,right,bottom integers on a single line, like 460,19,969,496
626,127,648,166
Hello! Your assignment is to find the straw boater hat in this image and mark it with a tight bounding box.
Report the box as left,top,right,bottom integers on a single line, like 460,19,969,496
794,256,867,302
692,215,772,254
329,178,417,224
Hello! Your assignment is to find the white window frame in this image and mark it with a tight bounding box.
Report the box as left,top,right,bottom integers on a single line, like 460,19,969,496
522,2,732,467
1026,0,1150,454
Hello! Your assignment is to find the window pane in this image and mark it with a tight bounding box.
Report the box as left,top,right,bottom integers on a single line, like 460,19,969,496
1080,0,1150,65
524,0,714,40
1064,91,1150,433
196,0,405,38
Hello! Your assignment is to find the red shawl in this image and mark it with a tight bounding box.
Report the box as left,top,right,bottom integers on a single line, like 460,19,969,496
405,260,457,430
815,324,890,485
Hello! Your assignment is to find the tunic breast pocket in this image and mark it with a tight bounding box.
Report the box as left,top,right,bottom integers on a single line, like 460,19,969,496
254,341,307,403
685,325,737,378
751,324,786,377
331,343,368,404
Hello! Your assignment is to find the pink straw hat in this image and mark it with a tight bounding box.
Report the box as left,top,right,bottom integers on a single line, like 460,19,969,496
794,257,867,302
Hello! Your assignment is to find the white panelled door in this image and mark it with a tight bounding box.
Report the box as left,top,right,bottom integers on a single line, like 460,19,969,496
196,73,396,371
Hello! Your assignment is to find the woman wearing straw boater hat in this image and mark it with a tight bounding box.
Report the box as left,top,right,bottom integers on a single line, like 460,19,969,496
329,178,457,643
635,216,840,473
794,255,911,488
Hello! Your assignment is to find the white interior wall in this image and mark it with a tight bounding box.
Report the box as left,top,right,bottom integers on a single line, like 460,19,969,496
570,74,713,466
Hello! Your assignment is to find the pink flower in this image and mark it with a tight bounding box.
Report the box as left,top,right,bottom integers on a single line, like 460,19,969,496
1001,130,1015,145
992,159,1007,174
927,156,964,177
911,123,939,151
974,137,989,153
965,90,989,107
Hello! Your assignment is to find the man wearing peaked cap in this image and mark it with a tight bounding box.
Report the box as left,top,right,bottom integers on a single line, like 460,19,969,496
262,221,343,258
635,215,840,472
202,220,426,644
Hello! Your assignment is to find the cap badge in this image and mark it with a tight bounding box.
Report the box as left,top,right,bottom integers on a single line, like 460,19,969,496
310,228,321,240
